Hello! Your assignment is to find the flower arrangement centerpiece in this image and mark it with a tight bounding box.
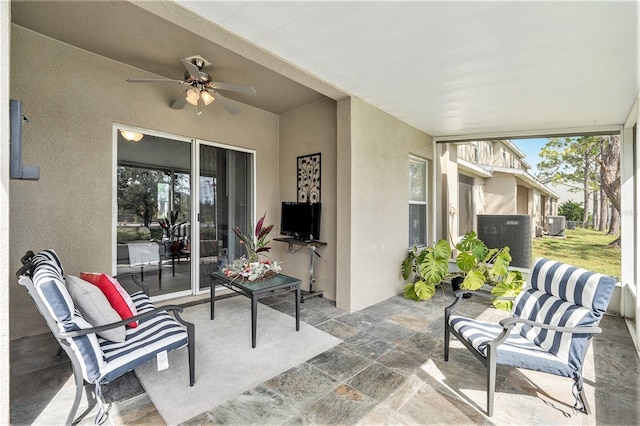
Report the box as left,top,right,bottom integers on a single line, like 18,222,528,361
222,213,282,281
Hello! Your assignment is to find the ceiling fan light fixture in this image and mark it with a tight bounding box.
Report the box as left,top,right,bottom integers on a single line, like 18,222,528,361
185,88,200,106
120,130,144,142
201,90,215,105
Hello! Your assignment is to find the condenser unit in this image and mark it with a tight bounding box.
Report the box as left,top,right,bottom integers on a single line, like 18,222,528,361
544,216,566,237
477,215,532,268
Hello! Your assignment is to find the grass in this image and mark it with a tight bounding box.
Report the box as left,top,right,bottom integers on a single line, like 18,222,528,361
532,227,620,278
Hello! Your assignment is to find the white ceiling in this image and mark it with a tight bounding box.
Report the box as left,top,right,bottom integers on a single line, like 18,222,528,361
177,0,639,138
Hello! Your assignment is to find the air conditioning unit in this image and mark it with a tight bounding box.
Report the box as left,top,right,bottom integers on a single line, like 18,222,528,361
544,216,566,237
477,215,532,268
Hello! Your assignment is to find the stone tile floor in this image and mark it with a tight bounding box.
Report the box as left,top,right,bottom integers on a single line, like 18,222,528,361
10,289,640,425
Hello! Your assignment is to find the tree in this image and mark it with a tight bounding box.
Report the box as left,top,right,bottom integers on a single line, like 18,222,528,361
595,135,621,245
558,200,584,222
537,136,601,228
117,166,165,227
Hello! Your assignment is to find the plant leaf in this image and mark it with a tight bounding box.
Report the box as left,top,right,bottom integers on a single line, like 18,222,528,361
461,269,485,290
433,239,452,260
419,251,448,284
414,279,436,300
404,283,419,301
456,251,477,272
401,257,413,280
455,231,477,252
490,247,511,277
491,273,524,311
255,213,266,237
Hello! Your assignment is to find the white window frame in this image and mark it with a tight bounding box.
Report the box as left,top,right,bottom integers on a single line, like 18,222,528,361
409,155,428,247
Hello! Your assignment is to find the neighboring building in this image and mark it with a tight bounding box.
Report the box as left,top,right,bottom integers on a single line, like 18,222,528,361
439,140,559,240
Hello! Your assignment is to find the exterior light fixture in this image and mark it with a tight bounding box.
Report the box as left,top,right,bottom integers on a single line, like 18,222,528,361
120,130,144,142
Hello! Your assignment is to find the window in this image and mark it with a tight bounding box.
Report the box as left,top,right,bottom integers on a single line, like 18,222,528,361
458,174,474,236
409,156,428,247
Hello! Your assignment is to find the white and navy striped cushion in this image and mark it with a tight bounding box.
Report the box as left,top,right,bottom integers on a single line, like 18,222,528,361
449,315,573,377
512,258,617,371
31,250,105,383
97,292,189,384
527,258,616,313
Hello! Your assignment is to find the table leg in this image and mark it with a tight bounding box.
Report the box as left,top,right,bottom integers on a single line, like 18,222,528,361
210,279,215,320
251,295,258,348
295,284,300,332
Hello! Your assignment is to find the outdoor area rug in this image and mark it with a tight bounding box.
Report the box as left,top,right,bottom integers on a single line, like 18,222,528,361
134,296,342,425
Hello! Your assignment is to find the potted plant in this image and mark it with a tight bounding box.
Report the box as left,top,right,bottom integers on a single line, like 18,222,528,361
223,212,282,281
453,231,525,311
401,239,451,301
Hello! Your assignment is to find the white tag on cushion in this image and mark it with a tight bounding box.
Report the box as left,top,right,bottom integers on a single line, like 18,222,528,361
157,350,169,371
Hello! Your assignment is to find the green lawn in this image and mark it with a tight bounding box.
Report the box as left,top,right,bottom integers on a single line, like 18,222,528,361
532,228,620,278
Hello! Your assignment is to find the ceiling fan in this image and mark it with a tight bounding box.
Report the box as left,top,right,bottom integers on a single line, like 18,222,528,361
127,55,256,115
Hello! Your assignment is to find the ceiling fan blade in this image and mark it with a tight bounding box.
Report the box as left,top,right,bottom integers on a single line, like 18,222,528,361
211,82,256,95
181,59,207,82
127,78,184,84
212,91,241,115
171,90,189,109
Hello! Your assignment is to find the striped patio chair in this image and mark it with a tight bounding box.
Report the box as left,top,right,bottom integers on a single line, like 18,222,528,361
444,258,617,417
16,250,195,425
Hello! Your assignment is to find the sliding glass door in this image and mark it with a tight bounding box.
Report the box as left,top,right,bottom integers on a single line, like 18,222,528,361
115,126,254,299
197,143,254,292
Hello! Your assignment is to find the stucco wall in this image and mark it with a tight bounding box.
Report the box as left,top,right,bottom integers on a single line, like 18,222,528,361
1,2,10,423
338,97,432,312
9,26,280,339
278,98,337,300
484,175,517,214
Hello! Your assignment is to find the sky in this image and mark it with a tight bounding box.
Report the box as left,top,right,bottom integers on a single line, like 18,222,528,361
511,138,548,176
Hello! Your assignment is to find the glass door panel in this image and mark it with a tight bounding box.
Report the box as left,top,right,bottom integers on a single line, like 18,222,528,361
198,143,254,292
116,134,191,298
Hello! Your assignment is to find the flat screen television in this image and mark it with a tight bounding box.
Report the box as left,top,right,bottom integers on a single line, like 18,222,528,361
280,202,321,241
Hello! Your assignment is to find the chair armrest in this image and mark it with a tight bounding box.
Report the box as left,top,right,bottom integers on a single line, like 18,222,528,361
58,305,185,338
499,317,602,334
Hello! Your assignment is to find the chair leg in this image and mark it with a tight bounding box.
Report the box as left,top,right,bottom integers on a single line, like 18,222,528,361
444,320,450,361
65,360,85,426
186,321,196,386
574,375,591,414
486,348,497,417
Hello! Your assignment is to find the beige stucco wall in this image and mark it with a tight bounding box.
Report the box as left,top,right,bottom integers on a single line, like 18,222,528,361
278,98,337,300
337,97,432,312
9,26,280,339
484,175,517,214
1,2,10,423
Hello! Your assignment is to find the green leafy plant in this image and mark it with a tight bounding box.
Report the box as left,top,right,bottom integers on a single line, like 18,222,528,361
232,212,274,263
454,231,524,311
402,239,451,301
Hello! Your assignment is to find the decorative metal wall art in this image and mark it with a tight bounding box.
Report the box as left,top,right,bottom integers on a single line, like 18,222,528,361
297,153,321,202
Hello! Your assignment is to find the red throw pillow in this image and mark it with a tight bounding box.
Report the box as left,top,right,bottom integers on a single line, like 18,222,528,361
80,273,138,328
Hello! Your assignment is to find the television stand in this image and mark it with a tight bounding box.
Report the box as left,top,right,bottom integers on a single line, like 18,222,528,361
274,237,327,302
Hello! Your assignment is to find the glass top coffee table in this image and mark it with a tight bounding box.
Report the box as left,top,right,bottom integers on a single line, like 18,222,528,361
209,272,301,348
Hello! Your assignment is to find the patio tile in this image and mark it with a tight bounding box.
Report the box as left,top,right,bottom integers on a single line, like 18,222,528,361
340,330,397,360
307,345,372,382
264,363,338,410
315,319,360,340
300,384,377,425
397,381,490,425
386,309,435,331
345,362,406,402
183,383,300,425
333,311,377,331
377,346,429,376
365,320,417,344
